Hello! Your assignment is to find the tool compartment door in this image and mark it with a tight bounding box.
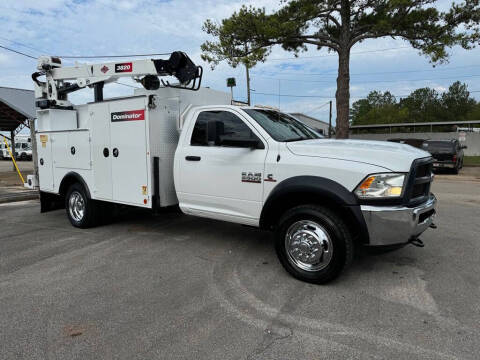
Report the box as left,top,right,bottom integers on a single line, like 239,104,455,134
109,98,149,206
90,103,112,200
36,133,54,191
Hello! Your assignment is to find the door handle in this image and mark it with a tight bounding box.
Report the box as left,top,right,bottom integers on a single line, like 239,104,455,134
185,156,201,161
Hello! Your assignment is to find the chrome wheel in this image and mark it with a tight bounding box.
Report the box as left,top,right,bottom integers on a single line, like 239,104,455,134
68,191,85,222
285,220,333,272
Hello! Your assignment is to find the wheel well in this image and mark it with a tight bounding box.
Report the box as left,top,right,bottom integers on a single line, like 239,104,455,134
59,173,91,199
260,191,369,244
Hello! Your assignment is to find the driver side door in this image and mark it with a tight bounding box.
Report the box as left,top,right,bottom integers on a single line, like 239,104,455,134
176,109,268,225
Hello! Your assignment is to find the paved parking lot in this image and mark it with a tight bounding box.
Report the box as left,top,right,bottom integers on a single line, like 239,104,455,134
0,176,479,359
0,160,37,203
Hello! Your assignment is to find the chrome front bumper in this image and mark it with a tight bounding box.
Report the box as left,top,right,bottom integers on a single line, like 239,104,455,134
361,194,437,246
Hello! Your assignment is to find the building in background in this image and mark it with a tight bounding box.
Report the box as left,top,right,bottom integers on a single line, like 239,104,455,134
289,113,330,136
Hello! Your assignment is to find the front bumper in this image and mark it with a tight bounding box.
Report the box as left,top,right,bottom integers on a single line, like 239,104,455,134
361,194,437,246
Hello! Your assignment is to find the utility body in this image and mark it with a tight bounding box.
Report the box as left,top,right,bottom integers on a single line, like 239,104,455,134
33,53,437,283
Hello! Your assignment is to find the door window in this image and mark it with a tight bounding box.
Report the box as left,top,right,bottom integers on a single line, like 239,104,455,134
191,110,258,147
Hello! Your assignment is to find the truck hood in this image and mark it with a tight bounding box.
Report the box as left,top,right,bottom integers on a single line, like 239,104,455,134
286,139,431,172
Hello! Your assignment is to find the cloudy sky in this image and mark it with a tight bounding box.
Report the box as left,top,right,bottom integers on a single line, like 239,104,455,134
1,0,480,124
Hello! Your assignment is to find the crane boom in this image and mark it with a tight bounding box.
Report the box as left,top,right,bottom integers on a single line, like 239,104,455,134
32,51,202,109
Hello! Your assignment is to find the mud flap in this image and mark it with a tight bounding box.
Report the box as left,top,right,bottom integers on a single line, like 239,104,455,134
40,191,64,213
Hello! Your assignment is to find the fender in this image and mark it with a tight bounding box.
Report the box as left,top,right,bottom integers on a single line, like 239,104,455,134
58,172,92,199
260,176,369,243
41,172,92,213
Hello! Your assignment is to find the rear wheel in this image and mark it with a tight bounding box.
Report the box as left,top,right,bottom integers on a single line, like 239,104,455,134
274,205,354,284
65,183,98,228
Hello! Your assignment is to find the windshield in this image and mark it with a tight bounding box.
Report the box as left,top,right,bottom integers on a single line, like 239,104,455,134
243,109,322,142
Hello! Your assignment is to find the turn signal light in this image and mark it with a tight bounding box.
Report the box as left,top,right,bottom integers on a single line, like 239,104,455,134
359,176,375,190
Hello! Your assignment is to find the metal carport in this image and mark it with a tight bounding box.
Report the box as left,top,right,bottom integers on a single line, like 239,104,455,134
0,86,36,173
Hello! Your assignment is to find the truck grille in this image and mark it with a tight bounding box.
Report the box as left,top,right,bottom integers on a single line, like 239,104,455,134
405,158,434,206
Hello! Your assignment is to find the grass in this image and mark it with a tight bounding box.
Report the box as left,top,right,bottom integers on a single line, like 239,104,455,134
464,156,480,166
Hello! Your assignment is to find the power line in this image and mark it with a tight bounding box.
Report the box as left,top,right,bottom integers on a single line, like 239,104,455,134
253,91,334,98
253,73,480,84
268,46,409,61
55,52,172,59
0,42,172,60
253,90,480,99
0,44,36,59
0,36,46,55
254,64,480,77
305,101,331,115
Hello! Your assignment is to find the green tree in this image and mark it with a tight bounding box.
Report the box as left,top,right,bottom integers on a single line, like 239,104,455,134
400,87,442,123
351,91,397,125
201,8,270,105
202,1,480,138
441,81,476,121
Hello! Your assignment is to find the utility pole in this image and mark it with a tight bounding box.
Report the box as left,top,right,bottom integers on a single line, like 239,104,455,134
328,100,332,138
245,64,251,106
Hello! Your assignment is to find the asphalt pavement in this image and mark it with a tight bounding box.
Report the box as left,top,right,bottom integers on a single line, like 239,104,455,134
0,160,37,203
0,176,479,359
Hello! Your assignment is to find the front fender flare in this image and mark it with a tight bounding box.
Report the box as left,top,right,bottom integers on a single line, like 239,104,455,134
260,176,369,242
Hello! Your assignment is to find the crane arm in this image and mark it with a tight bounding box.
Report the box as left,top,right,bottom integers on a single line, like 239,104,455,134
32,51,202,109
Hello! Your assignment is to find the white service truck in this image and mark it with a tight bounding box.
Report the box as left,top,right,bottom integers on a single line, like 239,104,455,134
32,52,437,283
0,135,31,160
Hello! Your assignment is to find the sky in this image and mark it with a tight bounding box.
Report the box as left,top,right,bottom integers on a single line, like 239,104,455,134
1,0,480,125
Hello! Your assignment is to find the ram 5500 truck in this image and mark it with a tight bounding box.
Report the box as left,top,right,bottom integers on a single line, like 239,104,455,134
33,53,437,283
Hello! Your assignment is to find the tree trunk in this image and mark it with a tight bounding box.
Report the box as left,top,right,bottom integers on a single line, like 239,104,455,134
335,49,350,139
245,63,251,106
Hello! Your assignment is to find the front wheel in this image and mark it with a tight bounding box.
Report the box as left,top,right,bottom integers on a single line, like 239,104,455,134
274,205,354,284
65,183,98,228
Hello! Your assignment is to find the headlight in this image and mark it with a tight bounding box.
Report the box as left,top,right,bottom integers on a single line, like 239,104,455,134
354,173,406,199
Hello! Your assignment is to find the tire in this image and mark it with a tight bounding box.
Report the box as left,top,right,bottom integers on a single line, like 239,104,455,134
65,183,98,228
452,165,459,174
274,205,354,284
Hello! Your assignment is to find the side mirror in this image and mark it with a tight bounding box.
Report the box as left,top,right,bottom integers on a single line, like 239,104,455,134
461,145,468,149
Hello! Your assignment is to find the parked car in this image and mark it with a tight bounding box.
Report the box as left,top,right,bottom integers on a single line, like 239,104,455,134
388,138,426,149
422,139,466,174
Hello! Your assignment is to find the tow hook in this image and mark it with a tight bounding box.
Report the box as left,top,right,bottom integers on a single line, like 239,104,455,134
409,238,425,247
430,223,437,229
